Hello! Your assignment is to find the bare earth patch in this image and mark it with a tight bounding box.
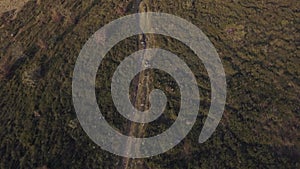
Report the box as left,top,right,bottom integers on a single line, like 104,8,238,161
0,0,29,15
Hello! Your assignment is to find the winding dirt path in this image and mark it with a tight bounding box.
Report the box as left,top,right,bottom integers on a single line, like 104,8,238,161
119,1,155,169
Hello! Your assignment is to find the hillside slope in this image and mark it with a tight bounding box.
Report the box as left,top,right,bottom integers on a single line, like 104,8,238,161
0,0,299,168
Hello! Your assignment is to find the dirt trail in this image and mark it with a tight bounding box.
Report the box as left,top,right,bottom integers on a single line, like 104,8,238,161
120,1,155,169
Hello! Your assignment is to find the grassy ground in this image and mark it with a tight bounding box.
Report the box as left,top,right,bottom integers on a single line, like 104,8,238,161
0,0,299,168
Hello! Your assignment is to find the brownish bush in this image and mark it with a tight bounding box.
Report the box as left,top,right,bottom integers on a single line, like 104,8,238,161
51,9,63,23
37,38,48,49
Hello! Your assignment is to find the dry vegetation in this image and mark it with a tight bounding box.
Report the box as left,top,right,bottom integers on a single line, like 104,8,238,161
0,0,29,16
0,0,299,168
